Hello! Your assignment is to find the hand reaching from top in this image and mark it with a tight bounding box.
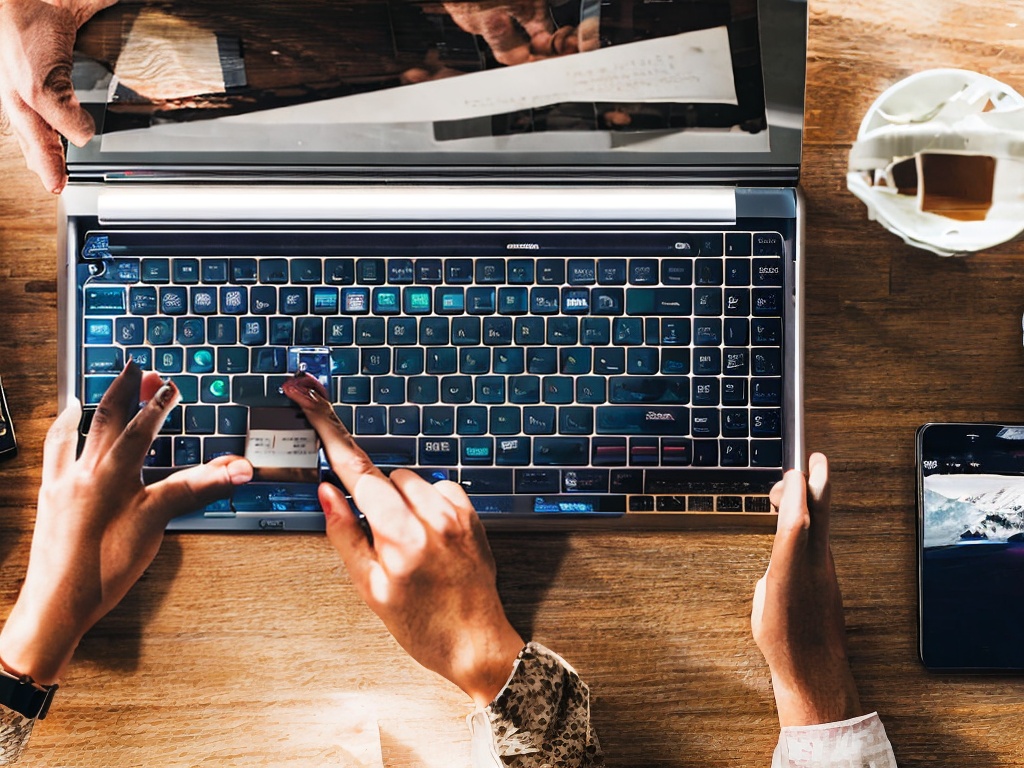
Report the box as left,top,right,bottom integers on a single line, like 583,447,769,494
751,453,864,727
282,372,525,707
0,0,117,193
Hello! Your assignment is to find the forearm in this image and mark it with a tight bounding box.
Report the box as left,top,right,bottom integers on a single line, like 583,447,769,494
0,582,88,687
771,712,897,768
469,643,602,768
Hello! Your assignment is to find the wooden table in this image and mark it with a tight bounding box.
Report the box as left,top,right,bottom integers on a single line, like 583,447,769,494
2,1,1024,764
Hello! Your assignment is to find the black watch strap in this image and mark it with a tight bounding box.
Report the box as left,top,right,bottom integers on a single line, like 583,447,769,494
0,669,57,720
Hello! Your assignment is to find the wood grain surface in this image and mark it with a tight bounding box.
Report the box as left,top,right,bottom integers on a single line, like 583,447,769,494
2,0,1024,765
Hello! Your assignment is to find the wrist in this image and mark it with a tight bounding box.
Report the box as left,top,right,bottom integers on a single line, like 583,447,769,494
770,670,863,728
460,623,525,709
0,595,82,686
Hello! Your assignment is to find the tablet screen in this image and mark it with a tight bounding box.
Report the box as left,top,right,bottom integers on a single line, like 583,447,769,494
919,423,1024,670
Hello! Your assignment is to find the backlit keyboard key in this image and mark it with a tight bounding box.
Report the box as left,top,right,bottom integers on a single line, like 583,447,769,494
311,287,338,314
172,259,199,284
661,438,692,466
533,437,588,466
507,259,535,284
84,347,122,373
495,437,531,466
537,259,565,284
290,258,322,284
158,287,187,315
141,258,170,283
388,259,414,284
475,259,505,284
596,406,689,435
597,259,626,285
85,286,126,315
697,234,723,256
567,259,596,285
751,439,783,467
201,260,228,284
445,259,473,284
753,232,784,255
230,259,257,284
725,232,751,256
115,317,144,345
661,259,693,285
324,258,354,285
259,258,289,284
752,288,783,316
419,436,458,464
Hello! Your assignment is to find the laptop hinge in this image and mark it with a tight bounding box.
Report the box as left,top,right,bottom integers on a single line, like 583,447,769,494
96,185,736,224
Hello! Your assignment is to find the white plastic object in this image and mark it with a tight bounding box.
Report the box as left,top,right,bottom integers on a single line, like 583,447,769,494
847,68,1024,257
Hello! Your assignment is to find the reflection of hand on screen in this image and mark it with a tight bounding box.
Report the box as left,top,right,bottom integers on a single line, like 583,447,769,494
442,0,596,66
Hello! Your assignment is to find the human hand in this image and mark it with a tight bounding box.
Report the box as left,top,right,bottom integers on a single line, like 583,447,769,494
282,373,524,708
0,363,253,686
0,0,117,194
750,453,863,727
442,0,599,66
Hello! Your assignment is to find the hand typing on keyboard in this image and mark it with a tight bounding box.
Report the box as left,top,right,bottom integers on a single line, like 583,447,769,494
0,362,252,687
282,370,526,707
750,453,864,727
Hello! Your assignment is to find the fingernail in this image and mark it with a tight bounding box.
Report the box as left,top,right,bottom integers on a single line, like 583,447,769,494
227,459,253,484
154,380,177,408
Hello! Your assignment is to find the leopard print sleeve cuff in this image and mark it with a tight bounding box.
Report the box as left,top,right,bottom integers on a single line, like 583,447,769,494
468,642,603,768
0,706,35,765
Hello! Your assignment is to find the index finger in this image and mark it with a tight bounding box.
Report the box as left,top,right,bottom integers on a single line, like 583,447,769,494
280,373,409,528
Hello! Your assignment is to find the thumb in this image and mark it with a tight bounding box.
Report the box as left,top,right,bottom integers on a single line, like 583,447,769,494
767,469,810,573
34,88,95,148
148,455,253,521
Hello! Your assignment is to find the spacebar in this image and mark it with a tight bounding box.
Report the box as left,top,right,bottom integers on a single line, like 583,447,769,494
352,437,417,465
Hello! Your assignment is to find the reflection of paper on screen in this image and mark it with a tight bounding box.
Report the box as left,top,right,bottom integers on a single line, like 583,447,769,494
222,26,736,126
113,9,226,100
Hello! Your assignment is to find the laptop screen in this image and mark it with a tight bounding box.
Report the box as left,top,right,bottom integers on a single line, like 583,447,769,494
69,0,806,174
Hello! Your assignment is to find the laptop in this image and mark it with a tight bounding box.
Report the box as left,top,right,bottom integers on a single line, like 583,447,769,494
58,0,807,530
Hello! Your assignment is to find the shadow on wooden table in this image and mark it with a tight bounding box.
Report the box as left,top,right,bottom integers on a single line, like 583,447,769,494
488,532,571,642
72,538,184,673
0,525,21,572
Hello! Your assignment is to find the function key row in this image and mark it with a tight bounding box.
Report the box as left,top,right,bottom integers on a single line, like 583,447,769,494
90,249,784,288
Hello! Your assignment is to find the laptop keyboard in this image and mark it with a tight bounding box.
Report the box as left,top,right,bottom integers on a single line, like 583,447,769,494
79,229,786,517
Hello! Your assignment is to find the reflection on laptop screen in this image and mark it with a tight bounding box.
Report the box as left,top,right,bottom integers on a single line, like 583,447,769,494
78,0,772,159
